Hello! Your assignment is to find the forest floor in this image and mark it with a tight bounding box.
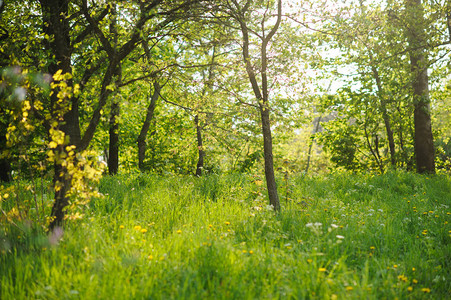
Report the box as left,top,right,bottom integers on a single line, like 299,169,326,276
1,171,450,299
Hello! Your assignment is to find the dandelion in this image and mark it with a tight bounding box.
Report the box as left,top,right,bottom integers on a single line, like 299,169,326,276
249,250,254,254
370,246,375,250
208,224,213,228
407,287,413,292
225,221,230,225
393,265,398,269
140,228,147,233
134,225,142,231
398,275,408,282
176,229,182,234
421,288,431,293
119,225,125,229
345,286,353,291
242,250,247,253
412,279,418,284
412,268,416,272
147,255,153,260
318,268,327,272
307,259,313,263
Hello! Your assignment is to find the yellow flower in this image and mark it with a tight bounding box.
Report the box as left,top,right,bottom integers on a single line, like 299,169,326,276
370,246,375,250
318,268,327,272
345,286,353,291
407,287,413,292
119,225,125,229
140,228,147,233
176,230,182,234
421,288,431,293
208,224,213,228
412,267,416,272
134,225,142,231
393,265,398,268
412,279,418,284
249,250,254,254
225,221,230,225
307,259,313,263
147,255,153,260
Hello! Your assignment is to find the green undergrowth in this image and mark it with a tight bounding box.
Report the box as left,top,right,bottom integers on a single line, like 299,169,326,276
1,171,450,299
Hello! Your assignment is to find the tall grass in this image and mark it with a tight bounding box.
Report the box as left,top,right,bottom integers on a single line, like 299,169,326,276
1,171,450,299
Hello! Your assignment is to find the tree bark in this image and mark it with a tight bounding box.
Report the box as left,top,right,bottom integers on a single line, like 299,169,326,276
40,0,78,229
306,116,322,174
0,124,11,182
108,99,120,175
371,66,396,167
137,81,160,171
234,0,282,211
195,115,205,176
405,0,435,173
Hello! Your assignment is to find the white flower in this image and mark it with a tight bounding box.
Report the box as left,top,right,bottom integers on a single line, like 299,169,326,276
330,224,339,229
336,235,345,239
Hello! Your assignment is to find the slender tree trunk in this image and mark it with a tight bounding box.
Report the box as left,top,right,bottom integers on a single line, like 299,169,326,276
108,99,120,175
195,115,205,176
371,66,396,167
0,159,11,182
405,0,435,173
233,0,282,211
306,116,322,174
137,81,160,171
364,121,384,173
260,106,280,210
0,128,11,182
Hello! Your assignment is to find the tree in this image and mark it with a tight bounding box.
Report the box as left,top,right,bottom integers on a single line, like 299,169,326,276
404,0,435,173
210,0,283,210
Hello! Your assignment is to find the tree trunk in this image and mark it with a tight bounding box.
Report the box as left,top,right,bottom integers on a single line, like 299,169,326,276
260,106,280,210
40,0,78,229
108,99,120,175
371,66,396,167
235,0,282,211
405,0,435,173
0,128,11,182
137,81,160,171
306,116,322,174
0,160,11,182
195,115,205,176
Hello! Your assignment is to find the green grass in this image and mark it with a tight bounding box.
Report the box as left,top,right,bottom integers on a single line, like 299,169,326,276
1,171,450,299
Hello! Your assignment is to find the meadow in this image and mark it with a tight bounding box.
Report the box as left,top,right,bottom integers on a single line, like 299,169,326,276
1,171,450,299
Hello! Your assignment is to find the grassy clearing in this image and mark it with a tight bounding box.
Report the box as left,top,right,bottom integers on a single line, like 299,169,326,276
1,171,450,299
